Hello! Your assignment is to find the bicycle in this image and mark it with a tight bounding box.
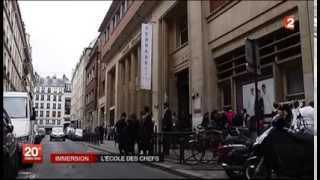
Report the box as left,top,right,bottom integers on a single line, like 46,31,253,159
187,125,225,164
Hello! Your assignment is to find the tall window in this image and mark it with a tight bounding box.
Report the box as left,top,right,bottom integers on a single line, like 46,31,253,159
40,103,44,109
47,103,50,109
176,15,188,47
58,95,61,101
40,111,43,117
58,111,61,117
58,104,61,109
47,95,50,101
53,111,56,117
53,95,56,101
46,119,49,124
53,103,56,109
41,95,44,100
48,87,51,93
52,119,56,125
57,120,61,125
46,111,50,117
39,119,43,125
36,94,39,100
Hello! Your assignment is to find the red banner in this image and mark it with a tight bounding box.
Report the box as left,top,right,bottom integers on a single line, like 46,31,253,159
50,153,97,163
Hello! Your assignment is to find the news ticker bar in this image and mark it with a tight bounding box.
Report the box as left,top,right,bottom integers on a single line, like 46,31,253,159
50,153,163,163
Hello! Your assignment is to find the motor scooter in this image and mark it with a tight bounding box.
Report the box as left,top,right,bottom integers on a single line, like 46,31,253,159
243,125,314,180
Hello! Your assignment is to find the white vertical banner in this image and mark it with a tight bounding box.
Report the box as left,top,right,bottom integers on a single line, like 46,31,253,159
140,23,152,90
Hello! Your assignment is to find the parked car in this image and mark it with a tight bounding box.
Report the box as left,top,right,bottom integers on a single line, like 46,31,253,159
72,128,83,141
2,109,19,179
50,127,65,141
65,127,75,139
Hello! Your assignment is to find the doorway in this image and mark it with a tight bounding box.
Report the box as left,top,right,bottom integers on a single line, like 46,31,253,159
109,109,115,126
176,69,190,131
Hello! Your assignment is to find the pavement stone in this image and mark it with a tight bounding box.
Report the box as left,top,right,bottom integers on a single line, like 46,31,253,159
79,140,230,179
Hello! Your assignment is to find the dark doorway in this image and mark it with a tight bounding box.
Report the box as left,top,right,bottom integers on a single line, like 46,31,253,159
176,69,190,131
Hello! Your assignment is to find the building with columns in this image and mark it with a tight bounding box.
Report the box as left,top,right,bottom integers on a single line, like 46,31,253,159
97,0,314,131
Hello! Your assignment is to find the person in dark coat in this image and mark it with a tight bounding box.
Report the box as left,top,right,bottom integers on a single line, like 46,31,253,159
94,126,100,145
162,103,173,155
142,107,154,155
115,113,128,155
98,124,104,144
255,90,265,135
126,113,139,155
201,112,210,129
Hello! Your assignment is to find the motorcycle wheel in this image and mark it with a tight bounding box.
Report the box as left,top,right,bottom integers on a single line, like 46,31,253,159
244,156,271,180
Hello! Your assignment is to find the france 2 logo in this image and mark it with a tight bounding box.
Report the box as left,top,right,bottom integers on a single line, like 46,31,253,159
284,16,295,30
22,144,43,164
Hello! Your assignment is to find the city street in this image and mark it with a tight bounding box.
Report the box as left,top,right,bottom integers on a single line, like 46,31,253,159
17,136,184,179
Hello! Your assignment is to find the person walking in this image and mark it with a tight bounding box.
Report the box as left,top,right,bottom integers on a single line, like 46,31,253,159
98,124,104,144
115,113,128,155
290,101,301,130
224,107,236,128
142,107,154,155
162,103,173,155
126,114,138,155
254,90,265,135
94,126,100,145
137,111,144,154
201,112,210,129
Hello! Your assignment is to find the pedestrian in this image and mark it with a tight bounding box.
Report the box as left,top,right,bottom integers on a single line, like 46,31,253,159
298,101,314,133
290,101,301,130
94,126,100,145
224,107,236,128
233,109,244,127
126,114,137,155
172,112,178,131
142,107,154,155
98,124,104,144
254,90,264,134
115,113,128,155
209,110,219,129
162,103,172,155
104,123,108,140
137,111,144,154
201,112,210,129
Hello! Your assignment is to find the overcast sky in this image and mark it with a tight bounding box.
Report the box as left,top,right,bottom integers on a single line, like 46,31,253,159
18,1,112,80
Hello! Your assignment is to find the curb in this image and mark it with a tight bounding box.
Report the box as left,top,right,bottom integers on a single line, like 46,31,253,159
78,141,203,179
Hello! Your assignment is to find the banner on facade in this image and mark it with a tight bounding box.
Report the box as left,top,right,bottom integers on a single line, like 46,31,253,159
242,78,275,116
140,23,152,90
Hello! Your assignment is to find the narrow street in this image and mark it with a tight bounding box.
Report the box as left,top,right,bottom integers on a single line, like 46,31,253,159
17,136,184,179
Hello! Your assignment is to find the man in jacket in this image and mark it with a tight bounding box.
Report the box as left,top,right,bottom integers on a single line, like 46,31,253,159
115,113,128,155
162,103,172,155
142,107,154,155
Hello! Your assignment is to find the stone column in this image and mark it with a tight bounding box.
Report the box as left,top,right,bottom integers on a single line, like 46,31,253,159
188,1,207,128
131,50,136,115
125,57,130,115
137,45,142,117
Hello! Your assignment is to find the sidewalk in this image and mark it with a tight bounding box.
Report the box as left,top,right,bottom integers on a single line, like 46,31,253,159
79,140,229,179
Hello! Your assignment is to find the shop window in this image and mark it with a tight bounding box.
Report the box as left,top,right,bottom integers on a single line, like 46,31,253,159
285,63,304,99
219,81,231,108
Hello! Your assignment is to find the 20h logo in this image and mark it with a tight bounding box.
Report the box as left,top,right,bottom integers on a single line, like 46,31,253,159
22,144,43,164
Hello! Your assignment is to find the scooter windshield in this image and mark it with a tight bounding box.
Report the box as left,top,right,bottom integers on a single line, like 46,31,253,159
253,127,274,146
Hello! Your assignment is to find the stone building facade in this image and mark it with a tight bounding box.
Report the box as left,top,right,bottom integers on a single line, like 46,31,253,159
3,0,34,99
71,47,92,129
33,75,72,133
95,0,314,131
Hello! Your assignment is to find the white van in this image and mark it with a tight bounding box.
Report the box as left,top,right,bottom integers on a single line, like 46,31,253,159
3,92,36,160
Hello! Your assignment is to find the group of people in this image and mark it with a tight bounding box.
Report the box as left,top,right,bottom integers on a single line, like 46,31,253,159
200,107,251,131
115,106,154,155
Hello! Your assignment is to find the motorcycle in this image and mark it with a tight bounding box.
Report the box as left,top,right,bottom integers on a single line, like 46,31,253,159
217,127,253,178
244,125,314,180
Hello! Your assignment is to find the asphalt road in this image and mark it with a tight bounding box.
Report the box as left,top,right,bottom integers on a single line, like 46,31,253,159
17,135,184,179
